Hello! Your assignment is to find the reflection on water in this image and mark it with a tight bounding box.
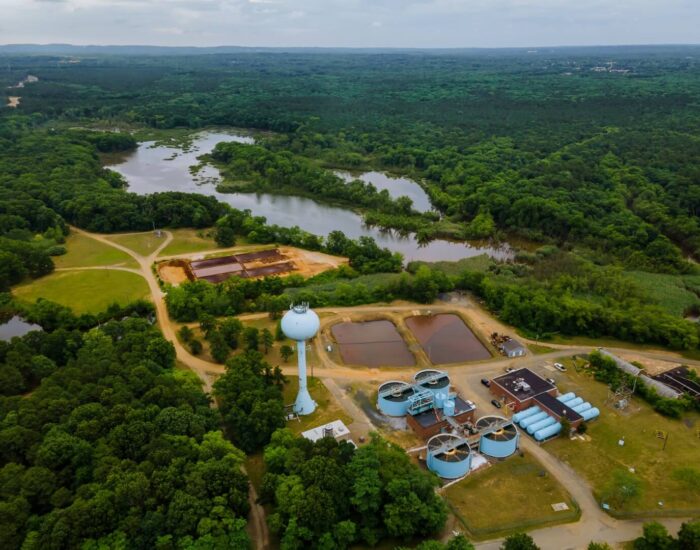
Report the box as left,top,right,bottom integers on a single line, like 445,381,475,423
334,170,433,213
0,316,42,341
106,131,512,263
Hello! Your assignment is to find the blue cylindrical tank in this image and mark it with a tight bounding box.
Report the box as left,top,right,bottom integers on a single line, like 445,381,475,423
443,400,456,417
414,369,450,397
434,392,447,409
426,434,471,479
477,416,520,458
512,406,540,423
377,381,414,417
535,422,562,441
572,402,592,414
557,392,576,403
581,407,600,421
566,397,584,408
527,416,556,435
520,411,548,429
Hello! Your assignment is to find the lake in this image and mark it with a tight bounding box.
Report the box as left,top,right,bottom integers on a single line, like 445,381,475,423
106,131,512,262
334,170,433,213
0,316,42,341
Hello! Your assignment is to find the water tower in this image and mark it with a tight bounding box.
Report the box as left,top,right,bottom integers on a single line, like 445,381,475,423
281,303,320,415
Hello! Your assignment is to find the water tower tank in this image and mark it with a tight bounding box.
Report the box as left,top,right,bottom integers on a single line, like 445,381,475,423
477,415,520,458
426,433,472,479
281,304,320,341
377,381,415,416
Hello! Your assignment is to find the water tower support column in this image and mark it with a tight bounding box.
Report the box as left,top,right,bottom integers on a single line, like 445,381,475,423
294,340,316,415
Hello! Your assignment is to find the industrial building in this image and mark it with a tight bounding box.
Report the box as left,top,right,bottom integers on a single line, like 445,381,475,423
301,419,352,444
513,392,599,441
407,395,476,439
500,338,526,358
489,368,557,412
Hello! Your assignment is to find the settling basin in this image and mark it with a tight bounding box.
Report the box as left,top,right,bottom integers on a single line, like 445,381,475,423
331,320,415,367
405,313,491,364
106,131,512,263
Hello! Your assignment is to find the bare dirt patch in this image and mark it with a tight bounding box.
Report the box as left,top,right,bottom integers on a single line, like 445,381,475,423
158,262,191,285
617,352,682,376
7,97,20,108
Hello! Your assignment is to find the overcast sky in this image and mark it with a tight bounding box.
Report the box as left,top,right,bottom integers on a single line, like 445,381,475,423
0,0,698,48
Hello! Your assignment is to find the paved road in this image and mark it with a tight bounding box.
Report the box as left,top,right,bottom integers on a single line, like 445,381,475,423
69,227,696,550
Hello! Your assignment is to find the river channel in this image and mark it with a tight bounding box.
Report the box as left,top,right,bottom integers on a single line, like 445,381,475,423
106,131,512,262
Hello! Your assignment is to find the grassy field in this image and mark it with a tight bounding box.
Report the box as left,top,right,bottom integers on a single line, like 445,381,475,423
13,270,150,314
105,231,170,257
626,271,700,317
282,376,353,434
158,228,219,257
528,343,557,355
419,253,496,276
445,453,579,539
54,232,137,269
546,358,700,517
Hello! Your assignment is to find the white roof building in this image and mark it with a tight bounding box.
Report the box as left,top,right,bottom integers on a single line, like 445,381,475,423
301,419,351,443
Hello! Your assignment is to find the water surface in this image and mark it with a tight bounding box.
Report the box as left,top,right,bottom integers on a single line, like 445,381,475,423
106,131,512,263
334,170,433,213
406,314,491,363
331,320,415,367
0,316,42,341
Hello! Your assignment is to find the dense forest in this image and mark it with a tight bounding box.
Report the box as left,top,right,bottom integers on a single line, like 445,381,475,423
0,312,252,548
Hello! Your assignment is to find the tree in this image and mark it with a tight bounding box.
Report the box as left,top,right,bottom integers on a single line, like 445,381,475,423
209,331,230,363
189,339,203,355
560,417,571,437
261,328,274,354
633,522,674,550
677,520,700,549
275,321,285,342
244,327,259,351
280,345,294,362
178,325,194,343
602,469,642,509
501,533,540,550
587,543,612,550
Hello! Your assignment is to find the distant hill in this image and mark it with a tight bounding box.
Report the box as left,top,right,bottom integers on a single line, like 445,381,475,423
0,43,699,57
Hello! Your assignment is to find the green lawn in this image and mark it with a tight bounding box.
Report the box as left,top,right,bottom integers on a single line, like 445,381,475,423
626,271,700,317
445,453,579,539
528,343,557,355
158,228,218,257
282,376,353,435
54,232,137,269
105,231,169,257
13,270,150,314
546,359,700,517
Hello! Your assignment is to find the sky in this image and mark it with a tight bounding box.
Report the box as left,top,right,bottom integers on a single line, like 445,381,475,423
0,0,698,48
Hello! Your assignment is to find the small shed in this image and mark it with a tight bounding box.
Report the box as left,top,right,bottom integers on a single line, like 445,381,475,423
501,339,526,358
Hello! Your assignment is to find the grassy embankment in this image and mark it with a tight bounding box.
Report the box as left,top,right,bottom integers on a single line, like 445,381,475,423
444,453,580,540
546,357,700,518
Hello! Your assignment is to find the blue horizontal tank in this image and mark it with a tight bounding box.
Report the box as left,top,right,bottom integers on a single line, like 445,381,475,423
572,402,592,414
426,434,472,479
581,407,600,421
527,416,556,435
512,406,540,423
565,397,584,408
535,422,562,441
520,411,549,429
477,416,519,458
377,381,415,417
557,392,576,403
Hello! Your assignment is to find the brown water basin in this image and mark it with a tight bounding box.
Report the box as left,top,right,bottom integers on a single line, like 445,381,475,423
405,314,491,364
331,320,415,367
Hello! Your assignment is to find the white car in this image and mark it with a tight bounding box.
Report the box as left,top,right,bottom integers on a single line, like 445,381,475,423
554,362,567,372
